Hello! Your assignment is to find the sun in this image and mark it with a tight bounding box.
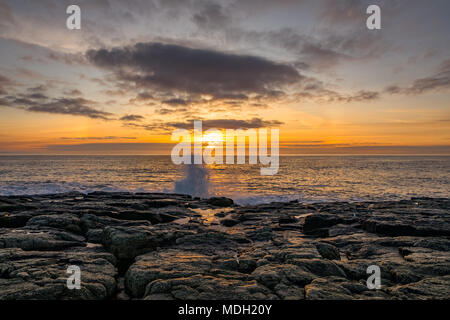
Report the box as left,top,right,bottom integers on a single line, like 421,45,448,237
200,131,224,145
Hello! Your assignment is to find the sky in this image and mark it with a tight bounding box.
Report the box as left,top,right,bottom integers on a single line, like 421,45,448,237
0,0,449,154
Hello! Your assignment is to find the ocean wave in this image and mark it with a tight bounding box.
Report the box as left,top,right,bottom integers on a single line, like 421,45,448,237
0,182,130,196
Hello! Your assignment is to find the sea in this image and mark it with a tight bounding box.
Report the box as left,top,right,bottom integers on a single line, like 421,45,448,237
0,155,448,205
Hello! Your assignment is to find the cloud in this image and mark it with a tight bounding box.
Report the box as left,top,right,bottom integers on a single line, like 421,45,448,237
60,136,137,140
0,90,113,120
300,42,349,70
224,23,388,72
192,3,231,30
386,58,450,95
119,114,145,122
155,108,187,115
0,74,14,95
27,98,112,120
122,117,284,134
293,77,380,103
86,42,302,101
64,89,83,96
45,52,87,66
344,90,380,102
165,117,284,130
162,98,190,106
135,92,154,100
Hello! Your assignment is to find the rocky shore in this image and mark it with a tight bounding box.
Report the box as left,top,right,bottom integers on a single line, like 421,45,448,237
0,192,449,300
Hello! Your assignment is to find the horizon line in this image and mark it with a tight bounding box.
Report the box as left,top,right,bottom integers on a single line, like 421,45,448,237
0,153,449,156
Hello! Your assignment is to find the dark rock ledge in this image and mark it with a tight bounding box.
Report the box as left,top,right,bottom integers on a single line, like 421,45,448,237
0,192,449,300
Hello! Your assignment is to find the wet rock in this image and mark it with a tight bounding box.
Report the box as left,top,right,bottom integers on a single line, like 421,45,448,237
0,228,84,251
0,212,33,228
304,277,386,300
125,250,213,298
251,264,314,289
0,248,117,300
217,257,257,273
206,197,234,207
0,202,36,213
86,229,103,243
315,242,341,260
145,275,276,300
279,216,297,224
27,214,83,234
274,283,305,300
302,213,342,234
80,213,151,231
287,258,347,278
246,226,274,242
387,276,450,299
413,238,450,251
102,226,159,260
362,220,417,236
278,242,322,260
361,209,450,237
143,199,181,208
175,231,251,247
221,218,239,227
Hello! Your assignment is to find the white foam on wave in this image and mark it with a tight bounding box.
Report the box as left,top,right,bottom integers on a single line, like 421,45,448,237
0,182,131,196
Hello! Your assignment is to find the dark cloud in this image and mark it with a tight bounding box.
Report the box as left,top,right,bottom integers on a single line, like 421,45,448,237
23,92,48,100
86,42,302,101
386,59,450,95
129,92,154,104
385,85,402,94
0,90,113,120
135,92,154,100
162,98,190,106
27,98,112,120
294,77,380,103
225,25,386,72
122,122,164,132
344,90,380,103
165,118,284,130
122,117,284,134
119,114,145,122
155,108,186,115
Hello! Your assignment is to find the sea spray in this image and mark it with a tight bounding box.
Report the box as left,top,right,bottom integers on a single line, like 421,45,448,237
174,164,210,197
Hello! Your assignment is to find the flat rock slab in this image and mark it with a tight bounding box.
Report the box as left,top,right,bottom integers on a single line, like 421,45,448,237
0,247,117,300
